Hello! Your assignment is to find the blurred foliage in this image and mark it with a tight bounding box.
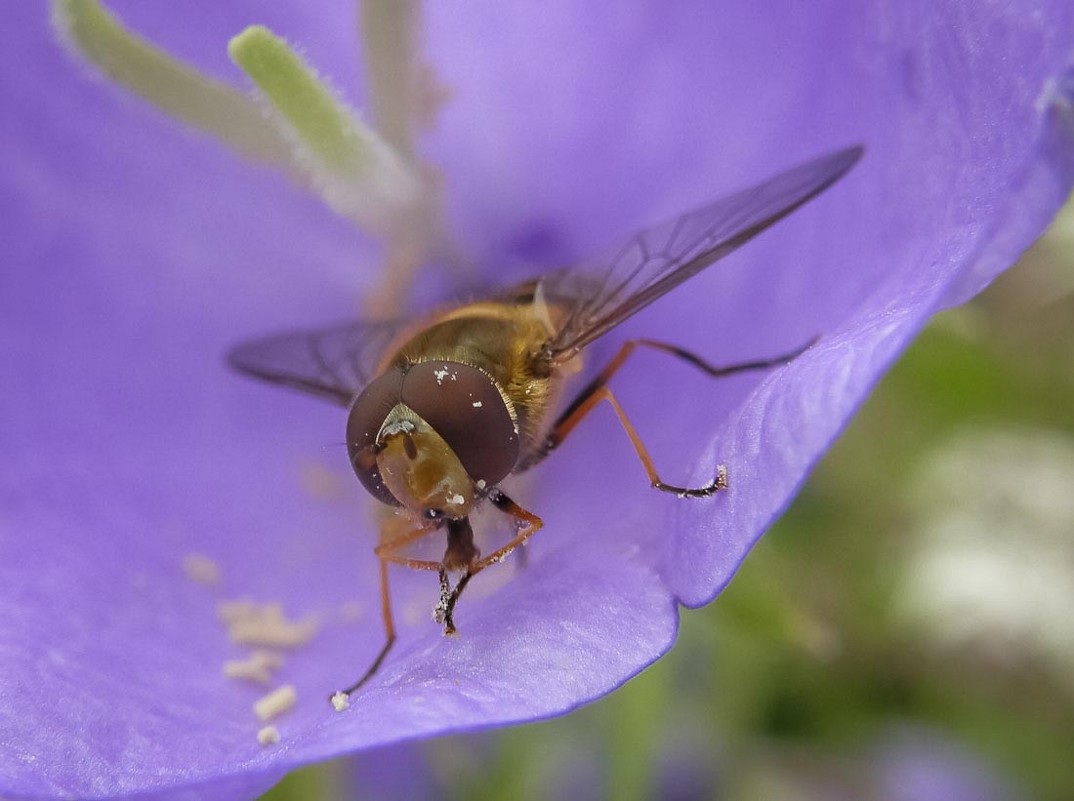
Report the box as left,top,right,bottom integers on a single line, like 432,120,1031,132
264,202,1074,800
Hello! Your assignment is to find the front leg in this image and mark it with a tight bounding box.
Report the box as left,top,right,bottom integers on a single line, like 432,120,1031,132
477,488,544,569
337,517,441,699
435,490,544,635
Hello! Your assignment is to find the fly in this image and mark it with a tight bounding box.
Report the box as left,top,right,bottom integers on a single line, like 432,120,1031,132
227,145,863,699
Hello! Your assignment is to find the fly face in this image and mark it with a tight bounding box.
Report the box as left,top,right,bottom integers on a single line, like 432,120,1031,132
227,144,864,699
345,359,520,519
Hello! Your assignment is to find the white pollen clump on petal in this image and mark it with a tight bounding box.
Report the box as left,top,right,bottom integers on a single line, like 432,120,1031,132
217,600,318,647
254,684,297,722
222,650,284,684
331,691,351,712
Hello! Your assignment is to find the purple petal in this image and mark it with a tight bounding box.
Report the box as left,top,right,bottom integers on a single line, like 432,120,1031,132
2,2,1073,798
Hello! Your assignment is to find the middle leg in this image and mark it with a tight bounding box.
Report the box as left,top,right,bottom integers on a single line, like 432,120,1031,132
537,337,811,494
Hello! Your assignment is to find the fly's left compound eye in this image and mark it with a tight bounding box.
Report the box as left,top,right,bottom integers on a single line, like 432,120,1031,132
400,361,520,487
346,368,406,506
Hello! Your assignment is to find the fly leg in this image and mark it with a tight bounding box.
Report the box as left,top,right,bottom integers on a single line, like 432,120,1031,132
435,491,543,634
435,566,472,636
337,557,396,697
478,489,543,568
541,337,814,495
336,520,442,698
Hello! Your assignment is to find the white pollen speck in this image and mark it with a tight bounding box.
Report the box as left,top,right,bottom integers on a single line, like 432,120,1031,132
493,548,514,564
331,691,351,712
217,600,318,647
434,368,449,384
253,684,297,722
223,650,284,684
449,494,465,505
257,725,280,746
472,401,482,408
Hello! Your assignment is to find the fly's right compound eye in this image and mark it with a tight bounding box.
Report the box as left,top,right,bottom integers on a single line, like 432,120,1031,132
346,369,405,506
399,361,520,487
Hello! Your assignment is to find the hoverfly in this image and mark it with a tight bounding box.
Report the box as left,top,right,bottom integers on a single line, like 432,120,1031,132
228,145,862,698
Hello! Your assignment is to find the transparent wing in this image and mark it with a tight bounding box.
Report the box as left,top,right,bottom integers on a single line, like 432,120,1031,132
543,145,863,360
226,318,416,407
228,147,862,402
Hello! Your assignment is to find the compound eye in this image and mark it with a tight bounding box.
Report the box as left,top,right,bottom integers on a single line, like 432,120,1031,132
401,361,520,486
346,369,405,506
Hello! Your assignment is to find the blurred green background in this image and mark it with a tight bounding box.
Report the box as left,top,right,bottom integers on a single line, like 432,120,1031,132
264,201,1074,800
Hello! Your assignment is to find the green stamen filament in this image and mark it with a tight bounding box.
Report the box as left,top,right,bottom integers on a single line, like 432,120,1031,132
51,0,294,170
228,25,423,239
54,1,453,316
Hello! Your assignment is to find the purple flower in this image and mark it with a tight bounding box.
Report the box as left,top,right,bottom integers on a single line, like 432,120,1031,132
3,1,1073,798
871,727,1023,801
